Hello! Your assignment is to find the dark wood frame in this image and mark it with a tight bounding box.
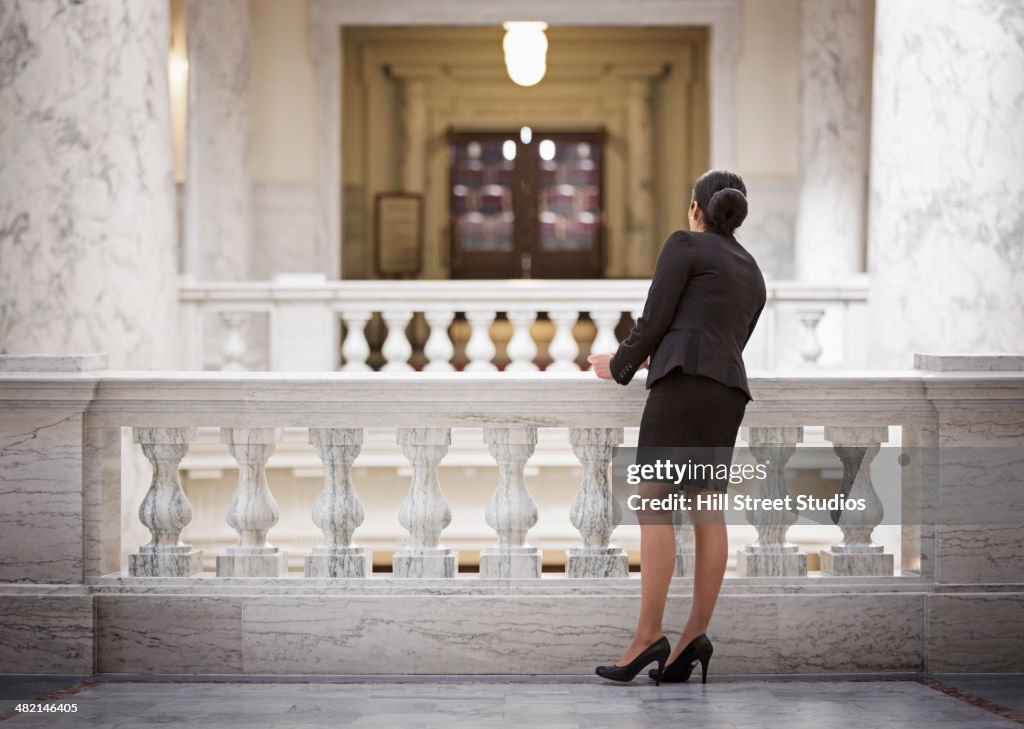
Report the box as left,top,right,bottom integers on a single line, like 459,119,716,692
375,192,424,278
448,129,606,279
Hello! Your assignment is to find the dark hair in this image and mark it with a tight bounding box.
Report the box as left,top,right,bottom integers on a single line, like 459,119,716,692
691,169,748,236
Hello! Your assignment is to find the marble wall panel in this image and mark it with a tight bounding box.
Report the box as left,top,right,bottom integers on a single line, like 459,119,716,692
0,411,84,583
928,593,1024,672
96,595,244,674
0,595,93,674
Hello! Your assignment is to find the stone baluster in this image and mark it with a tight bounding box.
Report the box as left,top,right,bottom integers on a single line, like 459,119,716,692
796,308,825,365
340,310,372,371
566,428,629,577
216,427,288,577
547,311,580,371
820,425,893,575
423,310,455,372
393,428,457,577
736,426,808,576
591,310,622,358
305,428,371,578
505,310,539,372
673,508,695,577
381,309,414,372
480,428,541,578
129,427,203,577
464,310,497,372
219,311,248,371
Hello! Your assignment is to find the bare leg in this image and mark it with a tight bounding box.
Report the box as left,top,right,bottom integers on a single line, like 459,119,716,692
669,496,727,663
615,482,675,666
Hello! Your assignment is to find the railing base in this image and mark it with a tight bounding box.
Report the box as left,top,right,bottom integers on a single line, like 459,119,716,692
479,548,541,579
392,548,458,578
565,547,629,579
5,578,1022,675
736,548,808,577
820,550,895,576
304,549,372,579
129,550,204,578
216,551,289,578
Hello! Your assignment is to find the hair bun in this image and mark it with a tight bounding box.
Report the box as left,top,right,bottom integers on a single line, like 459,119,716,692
705,187,748,235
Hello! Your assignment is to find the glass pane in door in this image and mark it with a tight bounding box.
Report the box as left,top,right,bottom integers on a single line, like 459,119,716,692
451,138,516,252
538,139,600,252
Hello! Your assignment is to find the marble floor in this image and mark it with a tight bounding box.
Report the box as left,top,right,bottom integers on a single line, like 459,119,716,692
1,675,1022,728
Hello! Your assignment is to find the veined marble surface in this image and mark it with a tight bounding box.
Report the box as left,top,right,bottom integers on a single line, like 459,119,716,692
87,590,929,675
916,353,1024,372
184,0,252,281
793,0,871,281
0,594,93,673
0,354,108,373
0,0,179,371
0,411,85,583
867,0,1024,367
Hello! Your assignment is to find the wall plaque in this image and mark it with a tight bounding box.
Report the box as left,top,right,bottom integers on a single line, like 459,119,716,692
375,192,423,277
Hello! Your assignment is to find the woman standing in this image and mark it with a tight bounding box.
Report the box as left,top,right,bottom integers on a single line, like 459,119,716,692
588,169,766,685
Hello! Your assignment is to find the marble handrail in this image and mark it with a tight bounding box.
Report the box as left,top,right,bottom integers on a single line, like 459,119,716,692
5,359,1023,583
178,274,869,372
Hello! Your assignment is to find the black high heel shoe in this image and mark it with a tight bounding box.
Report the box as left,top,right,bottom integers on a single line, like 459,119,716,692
596,636,671,686
648,634,714,683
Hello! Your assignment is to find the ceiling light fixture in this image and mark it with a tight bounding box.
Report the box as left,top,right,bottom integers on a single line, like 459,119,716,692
503,21,548,87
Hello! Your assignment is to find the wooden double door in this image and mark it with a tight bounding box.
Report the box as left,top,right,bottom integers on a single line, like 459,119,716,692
449,130,604,279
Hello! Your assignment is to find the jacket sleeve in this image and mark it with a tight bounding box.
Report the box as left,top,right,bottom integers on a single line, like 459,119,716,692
743,300,765,348
609,231,695,385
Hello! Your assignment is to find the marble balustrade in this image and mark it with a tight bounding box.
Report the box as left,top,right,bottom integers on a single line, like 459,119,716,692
3,353,1024,676
5,352,1022,583
179,276,868,373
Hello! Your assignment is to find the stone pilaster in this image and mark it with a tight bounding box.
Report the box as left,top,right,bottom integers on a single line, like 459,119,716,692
793,0,871,281
866,0,1024,366
184,0,252,280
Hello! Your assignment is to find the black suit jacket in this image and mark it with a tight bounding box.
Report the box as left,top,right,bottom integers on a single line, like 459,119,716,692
609,229,766,401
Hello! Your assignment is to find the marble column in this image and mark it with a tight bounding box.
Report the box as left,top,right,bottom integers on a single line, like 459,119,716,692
793,0,871,281
736,427,807,577
673,509,695,577
0,0,179,369
129,427,203,577
566,428,629,578
305,428,371,578
184,0,251,280
0,1,180,567
867,0,1024,367
216,427,288,577
820,426,893,576
479,428,541,579
393,427,457,578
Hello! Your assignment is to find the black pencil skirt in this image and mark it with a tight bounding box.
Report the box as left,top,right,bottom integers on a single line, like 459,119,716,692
635,367,748,493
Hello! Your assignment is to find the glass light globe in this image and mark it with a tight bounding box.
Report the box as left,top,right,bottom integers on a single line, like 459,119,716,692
503,22,548,87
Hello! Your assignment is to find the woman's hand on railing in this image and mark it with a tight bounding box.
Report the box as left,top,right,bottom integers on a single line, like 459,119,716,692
587,353,613,379
587,353,648,380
